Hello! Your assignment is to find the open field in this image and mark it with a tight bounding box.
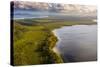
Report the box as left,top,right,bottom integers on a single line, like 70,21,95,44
13,17,97,65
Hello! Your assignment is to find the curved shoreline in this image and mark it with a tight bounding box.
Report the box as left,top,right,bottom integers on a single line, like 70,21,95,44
52,24,97,63
13,18,97,65
46,31,63,63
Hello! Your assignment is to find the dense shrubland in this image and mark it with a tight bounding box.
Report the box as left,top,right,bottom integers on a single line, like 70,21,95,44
13,18,96,65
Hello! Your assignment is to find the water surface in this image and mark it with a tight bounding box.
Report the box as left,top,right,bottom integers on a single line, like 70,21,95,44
13,9,97,20
53,25,97,62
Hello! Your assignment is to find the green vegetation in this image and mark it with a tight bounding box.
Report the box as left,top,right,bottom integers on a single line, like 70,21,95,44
13,18,96,65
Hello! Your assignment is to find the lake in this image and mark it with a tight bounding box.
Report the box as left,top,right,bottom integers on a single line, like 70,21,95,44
53,25,97,62
13,9,66,19
13,9,97,62
13,9,96,20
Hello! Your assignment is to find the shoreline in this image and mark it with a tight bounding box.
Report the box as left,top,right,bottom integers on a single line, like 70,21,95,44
52,24,97,61
13,18,97,65
52,24,97,63
52,30,61,55
46,31,63,63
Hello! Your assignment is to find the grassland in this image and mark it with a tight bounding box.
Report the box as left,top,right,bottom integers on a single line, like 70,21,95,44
13,18,96,65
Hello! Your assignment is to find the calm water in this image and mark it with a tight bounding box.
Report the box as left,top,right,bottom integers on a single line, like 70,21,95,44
13,9,65,19
53,25,97,62
13,9,96,20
